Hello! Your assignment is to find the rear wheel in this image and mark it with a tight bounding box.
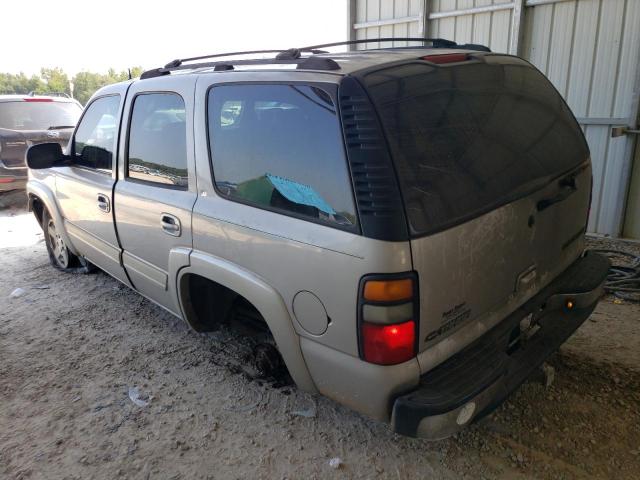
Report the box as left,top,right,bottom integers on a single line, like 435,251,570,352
42,210,93,273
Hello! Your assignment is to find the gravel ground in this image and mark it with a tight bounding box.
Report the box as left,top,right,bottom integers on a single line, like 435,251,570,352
1,192,639,480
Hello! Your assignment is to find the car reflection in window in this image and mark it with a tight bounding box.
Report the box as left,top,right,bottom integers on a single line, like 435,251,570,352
128,158,188,187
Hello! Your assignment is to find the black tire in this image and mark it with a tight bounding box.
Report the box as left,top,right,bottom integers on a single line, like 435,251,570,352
42,209,94,273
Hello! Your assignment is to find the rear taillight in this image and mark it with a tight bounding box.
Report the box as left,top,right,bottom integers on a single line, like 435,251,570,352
23,98,53,102
358,274,419,365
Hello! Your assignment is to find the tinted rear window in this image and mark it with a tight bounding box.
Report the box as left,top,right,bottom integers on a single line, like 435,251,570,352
363,55,589,236
0,100,81,131
208,84,357,229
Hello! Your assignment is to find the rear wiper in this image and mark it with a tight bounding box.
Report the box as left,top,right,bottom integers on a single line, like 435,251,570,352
48,125,75,130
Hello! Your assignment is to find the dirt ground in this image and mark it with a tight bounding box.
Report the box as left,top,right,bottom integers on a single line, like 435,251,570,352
1,190,639,480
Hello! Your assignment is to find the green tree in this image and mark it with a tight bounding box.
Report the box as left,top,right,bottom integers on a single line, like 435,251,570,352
71,66,144,105
40,67,71,95
0,66,145,105
0,72,46,95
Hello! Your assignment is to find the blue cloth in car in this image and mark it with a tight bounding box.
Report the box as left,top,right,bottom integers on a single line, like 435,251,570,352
266,174,336,215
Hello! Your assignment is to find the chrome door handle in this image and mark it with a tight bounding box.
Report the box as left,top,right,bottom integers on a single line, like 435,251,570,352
97,193,110,213
160,213,181,236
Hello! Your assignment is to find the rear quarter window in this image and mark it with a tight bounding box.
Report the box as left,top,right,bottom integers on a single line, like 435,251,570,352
207,84,357,230
363,55,589,236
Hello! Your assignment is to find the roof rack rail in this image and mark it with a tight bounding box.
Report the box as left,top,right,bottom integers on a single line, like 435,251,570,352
139,37,490,80
140,57,340,79
27,91,72,98
163,47,329,69
299,37,490,52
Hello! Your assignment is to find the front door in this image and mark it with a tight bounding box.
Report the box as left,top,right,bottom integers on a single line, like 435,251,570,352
114,76,197,315
55,87,131,286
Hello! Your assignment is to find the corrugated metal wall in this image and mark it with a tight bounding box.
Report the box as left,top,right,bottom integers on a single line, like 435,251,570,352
350,0,640,238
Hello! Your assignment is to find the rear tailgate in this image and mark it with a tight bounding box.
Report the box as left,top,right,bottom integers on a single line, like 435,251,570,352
0,128,72,168
0,98,79,168
409,164,590,351
362,53,591,356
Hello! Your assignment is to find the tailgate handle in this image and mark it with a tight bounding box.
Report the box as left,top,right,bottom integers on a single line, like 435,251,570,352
536,177,576,212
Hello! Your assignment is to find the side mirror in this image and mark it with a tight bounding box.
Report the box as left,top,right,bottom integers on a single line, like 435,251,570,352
26,142,68,169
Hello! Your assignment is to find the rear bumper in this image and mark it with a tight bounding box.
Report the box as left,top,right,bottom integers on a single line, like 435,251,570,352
391,251,609,440
0,161,27,192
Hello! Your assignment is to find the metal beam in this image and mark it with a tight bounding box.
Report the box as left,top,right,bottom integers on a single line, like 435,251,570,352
347,0,357,49
353,15,423,30
429,2,514,20
576,117,629,126
422,0,430,38
525,0,575,6
510,0,526,56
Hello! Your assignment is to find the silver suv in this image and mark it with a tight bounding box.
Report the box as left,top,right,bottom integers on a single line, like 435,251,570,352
25,39,609,439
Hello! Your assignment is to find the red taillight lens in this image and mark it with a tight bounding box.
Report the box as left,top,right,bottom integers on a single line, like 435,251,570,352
421,53,469,64
362,320,416,365
23,98,53,102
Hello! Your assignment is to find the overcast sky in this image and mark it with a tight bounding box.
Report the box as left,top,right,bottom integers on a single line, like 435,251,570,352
2,0,347,76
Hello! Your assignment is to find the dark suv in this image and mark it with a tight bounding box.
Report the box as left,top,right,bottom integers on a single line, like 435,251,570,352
0,94,82,192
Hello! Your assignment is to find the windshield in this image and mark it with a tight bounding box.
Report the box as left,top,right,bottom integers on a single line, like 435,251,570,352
0,101,82,131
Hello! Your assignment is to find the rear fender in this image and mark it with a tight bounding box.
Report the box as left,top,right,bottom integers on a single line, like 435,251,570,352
176,250,318,393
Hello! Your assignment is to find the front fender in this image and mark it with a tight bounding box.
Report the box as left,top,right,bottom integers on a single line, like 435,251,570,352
177,250,318,394
26,179,79,256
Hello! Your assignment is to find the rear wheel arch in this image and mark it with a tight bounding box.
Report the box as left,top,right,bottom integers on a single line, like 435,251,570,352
176,252,317,393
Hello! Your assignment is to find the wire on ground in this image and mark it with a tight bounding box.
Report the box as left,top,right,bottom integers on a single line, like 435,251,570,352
590,249,640,302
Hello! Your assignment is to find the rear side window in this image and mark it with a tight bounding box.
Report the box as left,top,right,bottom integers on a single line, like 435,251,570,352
73,95,120,172
363,55,589,236
207,84,356,229
127,93,188,189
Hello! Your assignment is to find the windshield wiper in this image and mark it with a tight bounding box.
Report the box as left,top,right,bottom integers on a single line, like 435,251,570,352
48,125,75,130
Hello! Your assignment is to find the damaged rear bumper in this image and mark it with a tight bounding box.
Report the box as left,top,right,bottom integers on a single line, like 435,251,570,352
391,251,609,440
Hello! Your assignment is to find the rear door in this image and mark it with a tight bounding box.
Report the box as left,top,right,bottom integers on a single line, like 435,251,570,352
114,76,197,315
55,88,131,285
363,54,592,354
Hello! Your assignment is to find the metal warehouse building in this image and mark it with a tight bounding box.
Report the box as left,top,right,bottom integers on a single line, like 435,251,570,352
347,0,640,239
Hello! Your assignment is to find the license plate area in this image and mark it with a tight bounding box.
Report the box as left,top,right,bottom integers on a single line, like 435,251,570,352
507,313,542,354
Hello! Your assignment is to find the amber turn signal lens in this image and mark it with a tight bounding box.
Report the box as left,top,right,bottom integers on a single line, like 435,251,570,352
363,278,413,302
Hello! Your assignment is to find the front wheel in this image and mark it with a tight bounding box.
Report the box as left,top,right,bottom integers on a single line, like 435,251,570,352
42,209,93,273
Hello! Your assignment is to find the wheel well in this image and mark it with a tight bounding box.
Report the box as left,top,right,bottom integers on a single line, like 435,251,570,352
179,273,265,333
29,195,45,227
